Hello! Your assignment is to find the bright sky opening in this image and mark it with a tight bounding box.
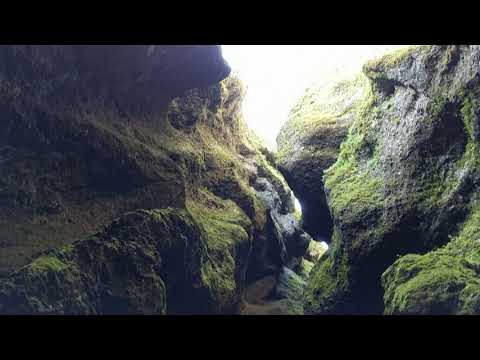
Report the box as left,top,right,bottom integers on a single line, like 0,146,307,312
221,45,408,150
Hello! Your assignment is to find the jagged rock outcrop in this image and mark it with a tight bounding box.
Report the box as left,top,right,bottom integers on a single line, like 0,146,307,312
0,45,230,276
234,133,311,282
276,75,368,240
252,175,310,271
0,45,308,314
301,45,480,314
0,45,229,110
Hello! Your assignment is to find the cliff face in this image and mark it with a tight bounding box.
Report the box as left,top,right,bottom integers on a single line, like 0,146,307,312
0,45,230,276
276,75,368,240
281,45,480,314
0,45,308,314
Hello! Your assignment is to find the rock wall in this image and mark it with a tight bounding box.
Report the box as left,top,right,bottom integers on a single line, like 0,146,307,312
276,75,368,240
285,45,480,314
0,45,308,314
0,45,230,275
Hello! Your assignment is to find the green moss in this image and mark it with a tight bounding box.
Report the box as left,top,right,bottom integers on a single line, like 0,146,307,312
163,74,277,311
304,228,350,314
363,46,427,75
139,208,196,248
187,189,252,310
461,92,479,161
382,200,480,314
323,83,384,216
299,259,315,281
422,89,480,211
442,46,460,70
304,252,350,314
257,150,291,201
188,189,251,247
446,198,480,254
294,207,302,223
302,81,386,313
276,73,368,164
284,273,306,315
383,252,480,314
325,162,383,215
243,127,294,209
304,46,480,314
28,255,69,273
325,70,477,221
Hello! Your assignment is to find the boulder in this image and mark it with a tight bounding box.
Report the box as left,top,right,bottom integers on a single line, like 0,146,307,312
382,201,480,315
0,208,201,314
0,189,255,315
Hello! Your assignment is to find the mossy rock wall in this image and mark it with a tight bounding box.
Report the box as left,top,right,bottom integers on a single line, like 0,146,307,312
304,45,480,314
0,46,306,314
276,74,368,239
0,69,262,313
0,45,231,276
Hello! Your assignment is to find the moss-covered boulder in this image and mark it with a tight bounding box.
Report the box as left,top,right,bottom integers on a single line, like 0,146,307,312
304,45,480,314
164,74,309,283
276,75,368,239
382,199,480,315
187,189,253,313
240,266,308,315
0,189,256,314
0,208,201,314
274,266,307,315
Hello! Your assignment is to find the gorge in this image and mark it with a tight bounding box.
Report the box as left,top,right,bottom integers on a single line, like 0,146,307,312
0,45,479,315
